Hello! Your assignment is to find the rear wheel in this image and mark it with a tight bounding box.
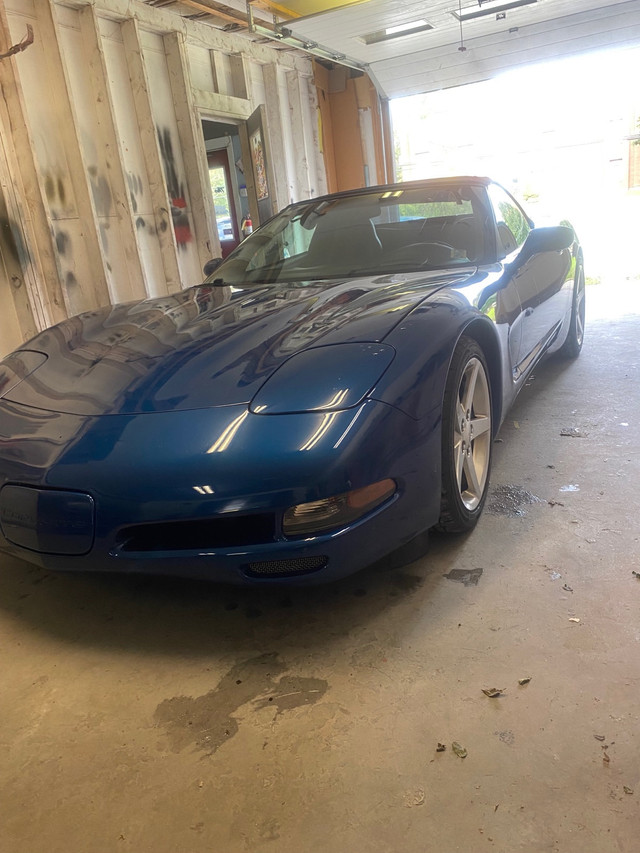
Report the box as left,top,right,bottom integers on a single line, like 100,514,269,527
437,336,493,533
558,260,585,358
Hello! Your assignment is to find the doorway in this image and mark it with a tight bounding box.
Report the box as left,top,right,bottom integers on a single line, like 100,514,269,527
201,119,249,258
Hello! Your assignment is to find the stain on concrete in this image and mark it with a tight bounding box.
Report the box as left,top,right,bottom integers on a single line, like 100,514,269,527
443,567,483,586
154,652,328,755
495,729,515,746
255,674,328,716
391,572,424,593
488,484,543,517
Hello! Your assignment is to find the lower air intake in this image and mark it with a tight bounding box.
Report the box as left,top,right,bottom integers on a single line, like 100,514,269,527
246,556,328,578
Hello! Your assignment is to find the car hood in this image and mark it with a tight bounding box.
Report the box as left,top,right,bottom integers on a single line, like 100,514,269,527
4,270,476,415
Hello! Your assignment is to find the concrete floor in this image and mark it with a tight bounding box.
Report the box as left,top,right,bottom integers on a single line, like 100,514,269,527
1,281,639,853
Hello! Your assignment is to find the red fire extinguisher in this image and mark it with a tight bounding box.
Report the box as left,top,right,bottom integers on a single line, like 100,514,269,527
241,217,253,238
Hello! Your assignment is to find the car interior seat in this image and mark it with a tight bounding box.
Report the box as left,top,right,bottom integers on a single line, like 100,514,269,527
305,211,383,271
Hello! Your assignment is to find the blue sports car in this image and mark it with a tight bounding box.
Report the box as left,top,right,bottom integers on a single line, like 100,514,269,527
0,177,584,583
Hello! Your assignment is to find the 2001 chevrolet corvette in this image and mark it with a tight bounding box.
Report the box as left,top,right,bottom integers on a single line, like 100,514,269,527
0,177,584,583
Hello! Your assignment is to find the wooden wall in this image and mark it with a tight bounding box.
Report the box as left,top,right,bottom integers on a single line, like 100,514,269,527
0,0,326,357
314,60,392,193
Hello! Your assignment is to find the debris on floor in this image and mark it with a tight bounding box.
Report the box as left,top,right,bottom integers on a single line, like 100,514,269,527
563,584,574,592
560,427,586,437
548,500,565,507
569,617,581,623
405,788,426,807
632,571,640,580
594,735,606,742
443,567,483,586
436,742,447,752
488,484,543,517
623,786,634,795
452,742,468,758
518,677,532,686
482,687,505,698
559,484,580,492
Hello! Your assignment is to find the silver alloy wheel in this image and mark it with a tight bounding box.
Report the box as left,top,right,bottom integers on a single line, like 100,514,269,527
453,357,492,511
575,264,586,347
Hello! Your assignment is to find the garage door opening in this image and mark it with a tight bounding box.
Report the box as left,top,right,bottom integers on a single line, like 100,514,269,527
391,46,640,288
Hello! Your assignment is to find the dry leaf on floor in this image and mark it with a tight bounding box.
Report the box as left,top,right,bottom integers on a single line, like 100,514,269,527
518,677,532,686
436,743,446,752
452,742,468,758
623,786,634,795
594,735,606,742
482,687,505,697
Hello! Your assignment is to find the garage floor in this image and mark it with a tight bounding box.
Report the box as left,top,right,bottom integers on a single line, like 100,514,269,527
1,281,639,853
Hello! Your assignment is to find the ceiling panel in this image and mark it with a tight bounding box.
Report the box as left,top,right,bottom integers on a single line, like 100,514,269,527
285,0,640,95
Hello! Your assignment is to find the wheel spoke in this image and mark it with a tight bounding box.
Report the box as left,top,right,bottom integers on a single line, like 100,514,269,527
454,434,465,490
470,414,491,438
461,361,479,413
463,451,481,498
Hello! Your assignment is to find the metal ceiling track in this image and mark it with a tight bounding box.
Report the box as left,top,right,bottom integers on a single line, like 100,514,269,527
246,0,369,72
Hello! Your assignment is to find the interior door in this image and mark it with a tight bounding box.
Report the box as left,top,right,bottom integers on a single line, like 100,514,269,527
241,105,278,227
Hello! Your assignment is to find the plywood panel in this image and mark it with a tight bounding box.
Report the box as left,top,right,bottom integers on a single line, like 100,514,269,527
6,2,109,315
100,19,171,298
143,37,203,288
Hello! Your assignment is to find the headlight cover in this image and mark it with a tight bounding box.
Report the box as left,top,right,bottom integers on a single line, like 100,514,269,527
249,342,395,415
0,351,47,400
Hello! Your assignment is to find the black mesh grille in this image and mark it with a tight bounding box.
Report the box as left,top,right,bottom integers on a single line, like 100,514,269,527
118,514,275,552
245,556,328,577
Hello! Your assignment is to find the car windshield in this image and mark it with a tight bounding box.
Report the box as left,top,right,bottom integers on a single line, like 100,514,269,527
208,182,490,285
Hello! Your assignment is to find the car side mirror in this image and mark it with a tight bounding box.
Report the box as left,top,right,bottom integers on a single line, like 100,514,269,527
203,257,223,277
521,225,574,260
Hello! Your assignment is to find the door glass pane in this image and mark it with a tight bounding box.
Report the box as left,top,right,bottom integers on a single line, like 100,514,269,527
209,166,234,242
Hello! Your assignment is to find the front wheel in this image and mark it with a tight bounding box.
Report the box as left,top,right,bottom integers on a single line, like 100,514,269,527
558,260,585,358
437,336,493,533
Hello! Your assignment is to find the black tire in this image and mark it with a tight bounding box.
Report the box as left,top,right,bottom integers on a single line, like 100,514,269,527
558,260,585,358
437,336,493,533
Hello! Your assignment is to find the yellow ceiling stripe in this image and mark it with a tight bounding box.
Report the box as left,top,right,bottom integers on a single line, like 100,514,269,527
252,0,372,21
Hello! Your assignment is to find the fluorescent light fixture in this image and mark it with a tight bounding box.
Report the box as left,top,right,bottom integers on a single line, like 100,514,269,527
452,0,537,21
361,19,434,45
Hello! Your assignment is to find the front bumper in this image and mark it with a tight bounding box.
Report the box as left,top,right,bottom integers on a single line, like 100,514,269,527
0,399,441,584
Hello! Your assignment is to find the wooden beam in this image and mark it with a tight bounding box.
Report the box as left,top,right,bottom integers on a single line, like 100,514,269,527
262,63,291,208
192,87,252,118
164,30,219,270
0,0,67,330
78,6,147,302
176,0,249,28
286,69,311,199
210,49,228,94
38,0,112,313
81,0,311,72
229,51,249,100
121,17,183,293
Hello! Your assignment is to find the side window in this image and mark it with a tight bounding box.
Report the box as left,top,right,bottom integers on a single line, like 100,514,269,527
487,184,531,257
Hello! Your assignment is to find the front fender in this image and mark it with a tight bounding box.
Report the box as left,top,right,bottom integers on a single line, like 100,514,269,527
372,294,504,426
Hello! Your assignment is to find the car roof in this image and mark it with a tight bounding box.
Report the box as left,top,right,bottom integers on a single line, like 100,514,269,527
294,176,492,208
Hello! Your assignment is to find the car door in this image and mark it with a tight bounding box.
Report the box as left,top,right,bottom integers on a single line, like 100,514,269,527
487,184,568,374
